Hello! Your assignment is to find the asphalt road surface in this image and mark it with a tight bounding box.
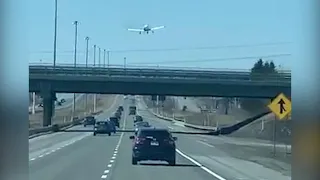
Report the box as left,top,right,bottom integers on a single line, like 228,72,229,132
29,96,291,180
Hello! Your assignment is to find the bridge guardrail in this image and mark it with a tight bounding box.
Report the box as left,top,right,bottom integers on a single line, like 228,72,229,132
29,66,291,84
29,63,292,74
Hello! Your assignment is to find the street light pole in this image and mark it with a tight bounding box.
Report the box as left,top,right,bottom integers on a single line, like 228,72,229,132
107,50,110,67
72,20,79,119
53,0,58,67
85,37,89,68
98,47,101,67
85,36,89,112
73,21,79,68
103,49,106,67
93,45,96,66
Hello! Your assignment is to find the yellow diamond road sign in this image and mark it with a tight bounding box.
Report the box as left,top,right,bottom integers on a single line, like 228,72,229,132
268,93,291,120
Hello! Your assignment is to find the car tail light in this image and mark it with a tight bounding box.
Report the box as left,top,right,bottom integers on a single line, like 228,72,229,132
135,137,146,145
164,139,174,145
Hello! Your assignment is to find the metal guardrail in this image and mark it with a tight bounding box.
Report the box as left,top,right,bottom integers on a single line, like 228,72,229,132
29,65,291,84
28,110,104,137
29,63,292,74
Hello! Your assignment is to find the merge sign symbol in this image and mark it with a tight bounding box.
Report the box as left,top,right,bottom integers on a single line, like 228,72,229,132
268,93,291,120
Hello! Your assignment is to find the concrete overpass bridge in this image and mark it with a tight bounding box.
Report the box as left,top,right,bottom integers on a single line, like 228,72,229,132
29,64,291,126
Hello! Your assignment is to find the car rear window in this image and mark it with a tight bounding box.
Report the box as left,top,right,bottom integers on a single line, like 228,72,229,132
96,121,107,125
136,122,149,126
87,116,95,120
138,130,171,139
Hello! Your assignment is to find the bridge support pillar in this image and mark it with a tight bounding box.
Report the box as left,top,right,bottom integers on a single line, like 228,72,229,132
40,84,56,127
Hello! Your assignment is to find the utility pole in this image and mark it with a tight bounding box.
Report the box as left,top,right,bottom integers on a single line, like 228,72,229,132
85,36,89,112
53,0,58,67
72,20,79,119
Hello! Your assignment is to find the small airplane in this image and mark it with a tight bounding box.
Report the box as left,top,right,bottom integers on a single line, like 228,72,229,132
128,24,165,34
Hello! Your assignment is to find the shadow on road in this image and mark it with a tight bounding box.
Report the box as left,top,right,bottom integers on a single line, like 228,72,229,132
138,162,199,167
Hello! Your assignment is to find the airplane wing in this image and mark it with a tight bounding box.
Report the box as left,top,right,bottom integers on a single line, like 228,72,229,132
151,26,165,31
128,28,144,32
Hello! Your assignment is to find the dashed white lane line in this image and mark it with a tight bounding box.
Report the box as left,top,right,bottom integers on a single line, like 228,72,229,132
29,135,89,161
176,149,227,180
100,113,126,179
101,175,108,179
197,140,215,148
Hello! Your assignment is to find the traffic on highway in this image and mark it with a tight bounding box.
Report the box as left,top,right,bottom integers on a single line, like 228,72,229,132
29,95,291,180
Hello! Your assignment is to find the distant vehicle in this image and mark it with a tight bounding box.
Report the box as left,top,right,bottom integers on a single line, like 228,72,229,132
93,121,112,136
110,116,120,128
134,122,151,135
134,121,149,127
129,106,137,115
130,128,177,165
108,120,116,134
134,115,143,123
128,24,165,34
83,116,96,127
118,106,124,112
114,111,121,119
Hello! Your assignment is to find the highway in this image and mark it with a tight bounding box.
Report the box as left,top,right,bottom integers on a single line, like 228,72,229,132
29,96,291,180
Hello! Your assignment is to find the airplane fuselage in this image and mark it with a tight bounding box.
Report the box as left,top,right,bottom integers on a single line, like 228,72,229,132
143,25,151,32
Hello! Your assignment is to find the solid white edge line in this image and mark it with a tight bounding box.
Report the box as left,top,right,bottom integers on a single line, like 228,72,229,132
176,149,227,180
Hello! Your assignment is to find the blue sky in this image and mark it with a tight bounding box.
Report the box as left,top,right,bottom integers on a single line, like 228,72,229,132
28,0,296,70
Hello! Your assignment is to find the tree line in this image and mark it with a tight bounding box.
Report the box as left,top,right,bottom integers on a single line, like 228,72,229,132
240,59,279,112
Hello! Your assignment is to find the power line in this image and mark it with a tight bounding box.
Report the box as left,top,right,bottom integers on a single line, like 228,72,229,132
29,42,292,54
129,53,291,65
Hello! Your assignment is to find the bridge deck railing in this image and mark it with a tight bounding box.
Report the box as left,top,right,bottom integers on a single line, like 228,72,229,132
29,64,291,84
29,63,291,74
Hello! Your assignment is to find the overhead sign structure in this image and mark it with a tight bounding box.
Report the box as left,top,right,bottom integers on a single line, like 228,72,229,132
268,93,291,120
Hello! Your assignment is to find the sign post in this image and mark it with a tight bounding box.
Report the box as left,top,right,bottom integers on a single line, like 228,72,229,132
267,93,291,156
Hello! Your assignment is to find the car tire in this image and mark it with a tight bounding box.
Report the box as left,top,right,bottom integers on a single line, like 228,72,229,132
93,132,96,136
84,125,86,127
168,157,176,166
132,157,138,165
108,132,111,136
